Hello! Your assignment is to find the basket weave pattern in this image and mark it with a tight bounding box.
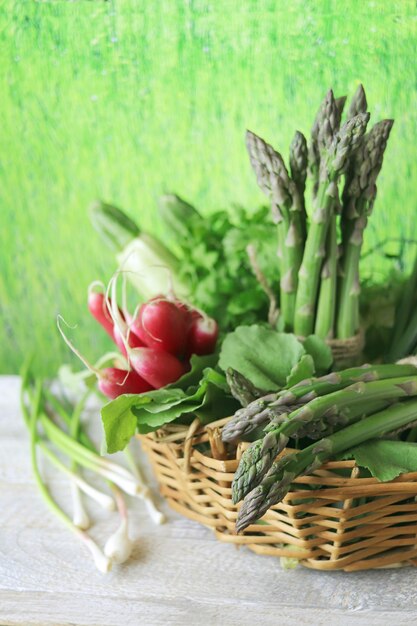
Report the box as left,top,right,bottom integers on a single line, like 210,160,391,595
139,416,417,571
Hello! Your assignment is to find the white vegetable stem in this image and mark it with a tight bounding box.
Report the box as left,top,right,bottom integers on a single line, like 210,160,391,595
40,414,144,497
116,236,188,300
69,390,91,529
104,519,132,564
81,532,112,573
125,444,166,525
105,486,133,564
39,442,116,511
70,482,90,530
140,489,166,525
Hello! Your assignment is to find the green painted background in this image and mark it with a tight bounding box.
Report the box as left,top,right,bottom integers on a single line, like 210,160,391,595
2,1,417,374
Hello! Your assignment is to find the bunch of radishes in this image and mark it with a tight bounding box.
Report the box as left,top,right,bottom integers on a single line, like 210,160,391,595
87,289,218,400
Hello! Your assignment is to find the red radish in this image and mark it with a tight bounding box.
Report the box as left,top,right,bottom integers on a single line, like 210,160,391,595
57,316,154,398
88,291,126,340
98,368,154,399
187,315,218,356
129,347,186,388
113,325,145,356
132,299,190,356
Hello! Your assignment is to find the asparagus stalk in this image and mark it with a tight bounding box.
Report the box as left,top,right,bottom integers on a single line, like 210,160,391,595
289,131,308,198
236,399,417,532
221,363,417,443
308,90,345,197
311,91,348,339
388,251,417,361
314,213,339,338
294,111,370,337
335,95,347,120
232,376,417,503
289,130,308,239
346,84,368,121
338,84,369,290
246,130,303,331
337,119,394,338
340,83,368,238
294,398,389,440
390,308,417,361
225,368,265,407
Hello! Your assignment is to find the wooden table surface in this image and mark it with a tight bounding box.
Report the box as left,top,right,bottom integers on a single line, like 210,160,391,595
2,376,417,626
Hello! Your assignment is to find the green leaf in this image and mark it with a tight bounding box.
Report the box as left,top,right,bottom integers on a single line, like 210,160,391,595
131,388,188,414
194,370,240,423
101,366,234,451
302,335,333,375
169,353,219,391
340,439,417,482
134,397,204,432
101,394,140,453
101,388,192,452
286,354,315,387
219,325,305,391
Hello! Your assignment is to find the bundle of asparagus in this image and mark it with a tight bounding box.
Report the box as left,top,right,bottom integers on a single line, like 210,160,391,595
246,85,393,340
219,362,417,531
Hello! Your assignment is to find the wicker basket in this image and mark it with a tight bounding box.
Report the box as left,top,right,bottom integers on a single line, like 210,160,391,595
326,330,365,368
138,416,417,572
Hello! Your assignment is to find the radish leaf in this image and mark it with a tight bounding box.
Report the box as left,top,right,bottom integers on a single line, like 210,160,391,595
219,325,306,391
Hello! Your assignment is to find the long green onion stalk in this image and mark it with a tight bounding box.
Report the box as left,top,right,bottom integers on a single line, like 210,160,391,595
20,365,164,572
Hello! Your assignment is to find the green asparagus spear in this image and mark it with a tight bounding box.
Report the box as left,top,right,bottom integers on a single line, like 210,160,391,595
225,368,265,407
309,90,341,197
232,376,417,503
294,111,370,337
236,398,417,532
337,119,394,338
314,212,339,339
335,95,347,120
346,84,368,120
221,363,417,444
289,131,308,199
289,130,308,239
388,251,417,361
294,398,389,440
246,130,303,330
390,308,417,361
313,92,347,339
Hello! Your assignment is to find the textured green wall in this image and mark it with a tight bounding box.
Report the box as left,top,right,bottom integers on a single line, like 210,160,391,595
1,1,417,374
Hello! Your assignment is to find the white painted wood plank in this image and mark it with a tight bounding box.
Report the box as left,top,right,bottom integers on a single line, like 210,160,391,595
1,376,417,625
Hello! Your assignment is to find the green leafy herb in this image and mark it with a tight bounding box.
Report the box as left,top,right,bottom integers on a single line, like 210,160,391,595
91,199,279,331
